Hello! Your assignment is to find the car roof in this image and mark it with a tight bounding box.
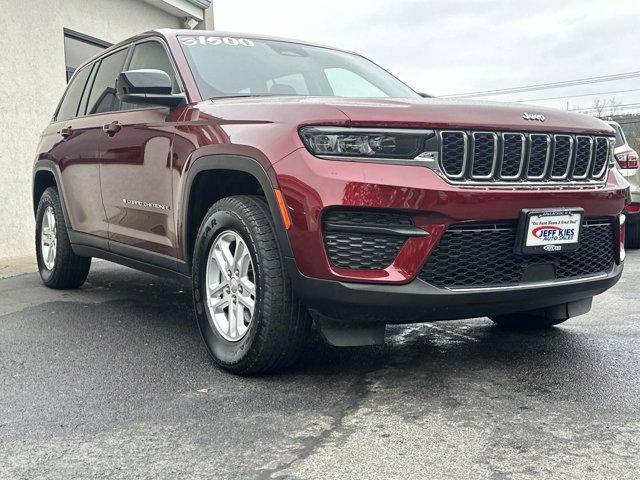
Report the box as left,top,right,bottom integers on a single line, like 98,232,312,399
72,29,357,76
153,28,352,53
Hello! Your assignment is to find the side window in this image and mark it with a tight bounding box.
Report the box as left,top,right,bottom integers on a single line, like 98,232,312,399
77,63,96,117
128,41,180,93
86,48,128,115
325,67,387,98
56,66,92,122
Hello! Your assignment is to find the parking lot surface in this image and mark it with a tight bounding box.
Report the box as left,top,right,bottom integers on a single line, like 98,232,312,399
1,252,639,479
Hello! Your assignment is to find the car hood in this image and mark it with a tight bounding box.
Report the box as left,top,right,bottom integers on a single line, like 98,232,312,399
201,96,615,135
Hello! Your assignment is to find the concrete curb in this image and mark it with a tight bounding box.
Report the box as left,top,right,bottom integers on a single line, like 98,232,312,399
0,256,37,279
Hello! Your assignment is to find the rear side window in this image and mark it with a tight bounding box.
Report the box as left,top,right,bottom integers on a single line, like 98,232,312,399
86,48,128,115
56,66,92,122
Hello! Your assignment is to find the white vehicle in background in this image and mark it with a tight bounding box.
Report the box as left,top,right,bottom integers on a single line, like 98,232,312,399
608,120,639,248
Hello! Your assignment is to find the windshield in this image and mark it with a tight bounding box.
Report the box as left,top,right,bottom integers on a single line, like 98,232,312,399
178,35,420,99
612,124,626,148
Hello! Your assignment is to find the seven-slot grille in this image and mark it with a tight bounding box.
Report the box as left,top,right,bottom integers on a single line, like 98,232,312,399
439,131,611,183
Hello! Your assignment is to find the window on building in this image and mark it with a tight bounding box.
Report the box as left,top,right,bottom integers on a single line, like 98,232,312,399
64,29,110,82
86,48,129,115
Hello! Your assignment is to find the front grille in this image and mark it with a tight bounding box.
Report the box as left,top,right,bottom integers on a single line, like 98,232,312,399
592,137,610,178
551,135,572,178
323,210,412,270
471,132,497,177
573,136,592,178
441,131,467,177
527,134,550,178
438,131,612,184
500,133,525,177
419,218,616,288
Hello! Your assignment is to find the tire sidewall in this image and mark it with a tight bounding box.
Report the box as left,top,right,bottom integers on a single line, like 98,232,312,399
193,208,264,367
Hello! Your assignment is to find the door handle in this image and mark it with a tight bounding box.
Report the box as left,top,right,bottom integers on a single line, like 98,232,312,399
102,121,122,137
60,126,73,139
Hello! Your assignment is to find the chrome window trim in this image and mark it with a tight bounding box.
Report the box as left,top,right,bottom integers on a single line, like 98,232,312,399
499,132,526,180
572,135,594,180
470,131,498,179
439,130,468,179
526,133,551,180
550,134,574,180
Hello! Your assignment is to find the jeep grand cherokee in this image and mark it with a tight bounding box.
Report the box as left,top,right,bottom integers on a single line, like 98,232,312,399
33,30,629,374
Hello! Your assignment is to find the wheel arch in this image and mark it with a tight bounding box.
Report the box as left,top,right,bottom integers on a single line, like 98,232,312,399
33,160,72,228
180,154,294,270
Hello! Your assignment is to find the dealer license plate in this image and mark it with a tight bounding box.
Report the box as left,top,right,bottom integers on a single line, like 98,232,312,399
515,208,583,255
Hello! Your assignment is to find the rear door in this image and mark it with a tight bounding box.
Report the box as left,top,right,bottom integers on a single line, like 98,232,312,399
47,61,108,238
97,39,183,258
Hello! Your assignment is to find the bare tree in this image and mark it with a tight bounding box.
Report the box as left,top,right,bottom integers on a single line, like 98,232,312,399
590,97,622,118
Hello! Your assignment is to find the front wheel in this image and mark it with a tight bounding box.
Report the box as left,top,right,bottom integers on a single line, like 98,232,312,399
35,187,91,289
192,195,310,375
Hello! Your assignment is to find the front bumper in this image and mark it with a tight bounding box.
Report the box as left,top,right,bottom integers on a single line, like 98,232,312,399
274,148,629,284
287,257,623,323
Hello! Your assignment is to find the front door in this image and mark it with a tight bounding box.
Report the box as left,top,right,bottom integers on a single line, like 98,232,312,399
98,108,178,257
96,39,184,258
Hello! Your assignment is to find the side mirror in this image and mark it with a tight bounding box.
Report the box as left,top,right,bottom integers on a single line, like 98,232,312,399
116,69,185,108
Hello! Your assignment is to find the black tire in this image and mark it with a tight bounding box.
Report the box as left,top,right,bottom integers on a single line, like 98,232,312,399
35,187,91,289
192,195,311,375
625,221,640,249
489,312,568,330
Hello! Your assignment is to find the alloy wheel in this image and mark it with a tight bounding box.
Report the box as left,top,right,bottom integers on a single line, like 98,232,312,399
205,230,256,342
40,206,57,270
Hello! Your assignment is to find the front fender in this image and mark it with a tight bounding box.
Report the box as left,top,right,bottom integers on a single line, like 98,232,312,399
178,153,295,269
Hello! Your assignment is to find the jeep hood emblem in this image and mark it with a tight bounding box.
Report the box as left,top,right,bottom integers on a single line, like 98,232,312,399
523,112,546,122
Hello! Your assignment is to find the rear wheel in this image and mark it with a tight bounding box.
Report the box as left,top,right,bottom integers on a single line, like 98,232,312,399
35,187,91,289
192,195,311,375
625,221,640,249
489,312,568,330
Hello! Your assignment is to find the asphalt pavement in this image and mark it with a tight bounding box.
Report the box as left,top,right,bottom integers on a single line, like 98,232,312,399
1,252,639,479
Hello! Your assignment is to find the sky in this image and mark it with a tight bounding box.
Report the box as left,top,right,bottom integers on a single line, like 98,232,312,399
213,0,640,115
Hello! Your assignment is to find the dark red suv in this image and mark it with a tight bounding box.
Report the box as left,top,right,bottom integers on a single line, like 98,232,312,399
33,29,629,374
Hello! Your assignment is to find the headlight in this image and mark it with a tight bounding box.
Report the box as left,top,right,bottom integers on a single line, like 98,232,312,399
299,126,433,160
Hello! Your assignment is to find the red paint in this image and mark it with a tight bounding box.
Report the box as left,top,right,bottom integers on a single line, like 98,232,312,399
34,29,629,285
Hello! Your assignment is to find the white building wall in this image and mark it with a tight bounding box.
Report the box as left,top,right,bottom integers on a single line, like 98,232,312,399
0,0,186,260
